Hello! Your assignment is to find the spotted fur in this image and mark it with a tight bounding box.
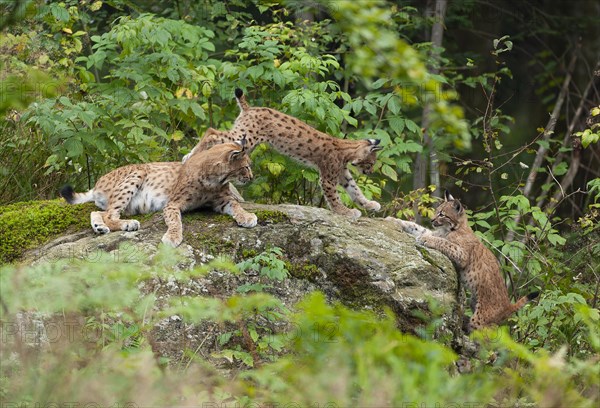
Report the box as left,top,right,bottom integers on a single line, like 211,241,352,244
183,89,383,218
387,191,539,331
60,141,257,247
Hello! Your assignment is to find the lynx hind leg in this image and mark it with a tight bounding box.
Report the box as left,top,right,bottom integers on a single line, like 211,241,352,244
101,209,140,233
91,211,110,234
183,128,231,163
215,197,257,228
340,169,380,212
101,173,144,232
468,313,484,333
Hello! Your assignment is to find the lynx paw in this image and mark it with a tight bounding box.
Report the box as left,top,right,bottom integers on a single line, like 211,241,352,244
404,224,424,237
236,212,258,228
92,223,110,234
416,232,432,246
334,208,361,218
161,232,183,247
363,200,381,212
122,220,140,232
385,216,402,226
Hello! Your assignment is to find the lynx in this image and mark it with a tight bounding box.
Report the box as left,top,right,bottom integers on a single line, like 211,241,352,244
60,140,257,247
387,191,538,331
183,89,383,218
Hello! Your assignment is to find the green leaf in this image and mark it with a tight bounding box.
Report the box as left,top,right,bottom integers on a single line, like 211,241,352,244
388,117,405,135
50,4,70,22
266,162,285,176
547,233,566,246
553,161,568,176
405,119,420,134
249,327,259,343
64,138,84,157
475,220,492,229
387,97,401,115
381,164,398,181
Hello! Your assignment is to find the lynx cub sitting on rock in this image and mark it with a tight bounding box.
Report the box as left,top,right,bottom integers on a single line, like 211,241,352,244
60,140,257,247
387,191,538,331
184,89,383,218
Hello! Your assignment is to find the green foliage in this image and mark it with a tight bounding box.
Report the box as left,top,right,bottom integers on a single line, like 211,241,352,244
577,105,600,148
237,246,289,283
513,290,599,357
21,13,218,182
1,247,598,406
168,247,291,368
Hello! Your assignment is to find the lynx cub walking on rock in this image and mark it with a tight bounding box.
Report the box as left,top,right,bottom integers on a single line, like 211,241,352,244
60,140,257,247
184,89,383,218
387,191,538,331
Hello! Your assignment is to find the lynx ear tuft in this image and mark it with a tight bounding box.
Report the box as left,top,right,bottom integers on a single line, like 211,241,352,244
234,88,244,98
453,200,463,213
234,134,247,148
368,138,383,152
444,190,455,202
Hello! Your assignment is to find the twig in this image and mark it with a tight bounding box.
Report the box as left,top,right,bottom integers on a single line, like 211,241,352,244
522,50,578,200
505,49,579,243
537,58,600,209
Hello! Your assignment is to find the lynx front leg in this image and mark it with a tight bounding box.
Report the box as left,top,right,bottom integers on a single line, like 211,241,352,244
320,176,361,219
161,203,183,247
340,169,380,212
419,234,469,269
385,218,430,237
216,199,257,228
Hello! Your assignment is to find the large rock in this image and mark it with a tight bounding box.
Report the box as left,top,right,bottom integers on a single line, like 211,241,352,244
22,203,463,361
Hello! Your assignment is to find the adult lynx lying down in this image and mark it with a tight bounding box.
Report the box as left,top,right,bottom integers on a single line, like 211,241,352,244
60,140,257,247
387,191,539,331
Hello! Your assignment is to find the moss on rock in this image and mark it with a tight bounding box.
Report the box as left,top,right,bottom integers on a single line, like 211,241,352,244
255,210,289,224
0,200,95,264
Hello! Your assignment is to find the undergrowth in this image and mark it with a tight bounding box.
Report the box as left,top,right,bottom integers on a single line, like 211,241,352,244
0,246,597,407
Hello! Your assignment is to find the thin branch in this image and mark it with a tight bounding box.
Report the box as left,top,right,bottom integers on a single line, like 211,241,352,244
505,49,579,242
522,50,579,200
536,59,600,209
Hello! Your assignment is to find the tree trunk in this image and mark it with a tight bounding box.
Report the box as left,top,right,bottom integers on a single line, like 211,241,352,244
414,0,447,220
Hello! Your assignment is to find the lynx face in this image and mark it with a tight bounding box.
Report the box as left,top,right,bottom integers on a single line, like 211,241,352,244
350,140,381,175
217,147,253,186
431,197,464,234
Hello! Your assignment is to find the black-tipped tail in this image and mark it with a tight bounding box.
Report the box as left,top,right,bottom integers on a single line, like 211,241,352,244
527,291,540,301
234,88,250,111
60,185,76,204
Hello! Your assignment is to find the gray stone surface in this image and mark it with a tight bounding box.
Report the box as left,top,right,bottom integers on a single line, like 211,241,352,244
22,203,463,362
